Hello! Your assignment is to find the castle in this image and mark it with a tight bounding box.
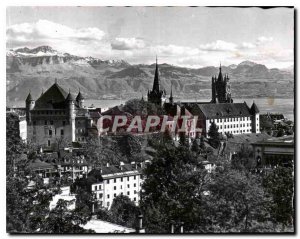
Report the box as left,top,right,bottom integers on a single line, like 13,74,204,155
25,81,92,149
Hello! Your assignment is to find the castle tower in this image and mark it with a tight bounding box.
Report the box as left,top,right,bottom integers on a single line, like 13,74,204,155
66,91,76,142
250,101,260,133
76,89,85,108
25,92,35,123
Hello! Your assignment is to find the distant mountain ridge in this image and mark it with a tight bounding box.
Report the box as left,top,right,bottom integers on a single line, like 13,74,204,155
6,46,294,104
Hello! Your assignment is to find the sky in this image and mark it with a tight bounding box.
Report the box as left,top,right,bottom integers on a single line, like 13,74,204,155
6,7,294,68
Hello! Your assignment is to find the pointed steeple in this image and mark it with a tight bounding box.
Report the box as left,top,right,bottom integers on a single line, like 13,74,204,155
66,89,74,102
152,56,160,92
169,83,173,104
76,88,84,101
217,61,223,81
26,91,33,102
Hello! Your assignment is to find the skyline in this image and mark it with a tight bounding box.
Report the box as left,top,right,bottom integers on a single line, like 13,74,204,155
6,7,294,69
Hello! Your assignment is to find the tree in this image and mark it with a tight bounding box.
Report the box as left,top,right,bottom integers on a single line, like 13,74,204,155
109,195,140,228
140,142,209,233
204,163,271,232
191,138,200,154
208,122,220,148
39,199,95,233
263,166,294,230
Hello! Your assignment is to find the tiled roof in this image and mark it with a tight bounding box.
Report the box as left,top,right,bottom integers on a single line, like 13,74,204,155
192,102,252,119
34,83,68,109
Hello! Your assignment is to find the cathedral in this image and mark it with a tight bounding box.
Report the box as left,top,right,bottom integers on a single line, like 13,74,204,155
147,57,166,106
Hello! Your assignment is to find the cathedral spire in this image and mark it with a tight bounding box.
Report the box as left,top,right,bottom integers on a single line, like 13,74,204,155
169,82,173,104
152,56,160,93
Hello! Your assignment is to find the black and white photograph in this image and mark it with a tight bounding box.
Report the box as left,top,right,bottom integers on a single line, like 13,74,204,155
5,6,295,234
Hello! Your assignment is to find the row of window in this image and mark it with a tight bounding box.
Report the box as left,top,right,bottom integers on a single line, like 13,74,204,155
105,175,140,184
94,183,138,191
33,120,66,126
32,110,66,115
48,129,64,137
97,191,138,201
218,123,251,129
210,117,250,123
224,129,252,134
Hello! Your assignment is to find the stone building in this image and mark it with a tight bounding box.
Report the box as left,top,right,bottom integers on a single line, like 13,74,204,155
25,81,92,149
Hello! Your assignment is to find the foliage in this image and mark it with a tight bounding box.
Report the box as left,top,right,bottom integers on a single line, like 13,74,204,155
203,163,270,232
263,167,294,228
208,122,220,148
39,199,94,233
141,142,209,233
109,195,140,228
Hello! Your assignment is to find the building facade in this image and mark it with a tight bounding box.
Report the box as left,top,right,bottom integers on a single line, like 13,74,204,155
90,162,144,209
25,82,93,149
252,135,294,168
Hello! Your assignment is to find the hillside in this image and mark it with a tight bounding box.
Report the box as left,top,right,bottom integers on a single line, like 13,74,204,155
6,46,294,104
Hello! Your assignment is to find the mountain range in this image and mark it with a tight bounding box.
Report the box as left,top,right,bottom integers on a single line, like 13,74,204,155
6,46,294,105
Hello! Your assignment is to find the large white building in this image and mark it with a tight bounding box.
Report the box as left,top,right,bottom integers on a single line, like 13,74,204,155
90,162,144,209
183,101,260,137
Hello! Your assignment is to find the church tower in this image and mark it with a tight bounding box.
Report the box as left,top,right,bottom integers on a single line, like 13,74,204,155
211,63,233,103
147,56,166,106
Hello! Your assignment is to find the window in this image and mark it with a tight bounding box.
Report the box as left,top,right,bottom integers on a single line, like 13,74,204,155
134,197,136,201
134,190,137,194
33,121,36,126
134,183,136,187
127,192,130,196
121,178,123,182
50,120,53,125
47,140,51,147
127,176,130,181
107,194,110,199
127,184,130,188
114,178,117,183
134,176,136,180
114,193,116,197
114,186,116,190
94,186,97,191
49,130,52,136
120,185,123,189
107,202,110,207
63,121,66,126
44,120,47,125
61,129,64,136
121,192,123,195
99,193,103,198
107,180,110,184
